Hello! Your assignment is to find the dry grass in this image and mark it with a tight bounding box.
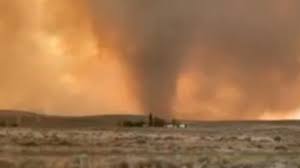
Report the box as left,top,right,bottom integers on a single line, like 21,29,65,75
1,122,300,167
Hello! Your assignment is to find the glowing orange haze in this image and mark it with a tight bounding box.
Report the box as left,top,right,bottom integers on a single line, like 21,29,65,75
0,0,140,116
0,0,300,120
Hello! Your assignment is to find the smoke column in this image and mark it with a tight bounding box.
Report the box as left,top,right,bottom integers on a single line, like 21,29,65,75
89,0,300,119
89,1,199,118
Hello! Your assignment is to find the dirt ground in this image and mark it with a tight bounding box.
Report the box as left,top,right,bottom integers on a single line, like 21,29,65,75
1,122,300,168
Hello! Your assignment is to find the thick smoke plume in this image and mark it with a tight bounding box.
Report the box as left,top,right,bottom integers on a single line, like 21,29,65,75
89,0,300,119
89,1,198,118
1,0,300,120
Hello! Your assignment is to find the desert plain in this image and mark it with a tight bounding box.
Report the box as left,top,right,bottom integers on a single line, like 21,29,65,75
1,117,300,168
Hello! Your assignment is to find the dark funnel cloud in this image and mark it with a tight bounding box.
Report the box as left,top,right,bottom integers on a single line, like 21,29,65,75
89,0,198,118
88,0,300,119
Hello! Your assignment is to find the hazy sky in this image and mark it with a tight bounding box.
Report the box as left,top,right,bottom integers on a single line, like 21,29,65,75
0,0,300,120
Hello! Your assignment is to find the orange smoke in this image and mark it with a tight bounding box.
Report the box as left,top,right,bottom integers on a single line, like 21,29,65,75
0,0,139,116
175,46,300,120
1,0,300,120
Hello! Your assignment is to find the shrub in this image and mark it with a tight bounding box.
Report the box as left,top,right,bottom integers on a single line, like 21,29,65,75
10,123,19,127
274,136,282,142
0,121,6,127
122,120,145,127
152,117,166,127
274,145,288,151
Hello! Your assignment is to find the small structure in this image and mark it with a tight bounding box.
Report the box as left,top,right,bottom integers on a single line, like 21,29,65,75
165,119,187,129
179,123,187,128
166,124,175,128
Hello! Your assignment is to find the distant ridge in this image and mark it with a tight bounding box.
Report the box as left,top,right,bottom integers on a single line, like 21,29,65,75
0,109,39,116
0,109,145,128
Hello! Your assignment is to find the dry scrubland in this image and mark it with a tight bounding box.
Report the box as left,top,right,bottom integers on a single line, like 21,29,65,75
0,122,300,168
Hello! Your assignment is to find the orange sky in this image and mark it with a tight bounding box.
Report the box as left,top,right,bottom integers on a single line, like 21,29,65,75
0,0,140,116
1,0,300,120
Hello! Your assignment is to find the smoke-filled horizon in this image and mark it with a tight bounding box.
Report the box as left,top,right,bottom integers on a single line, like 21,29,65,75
1,0,300,120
